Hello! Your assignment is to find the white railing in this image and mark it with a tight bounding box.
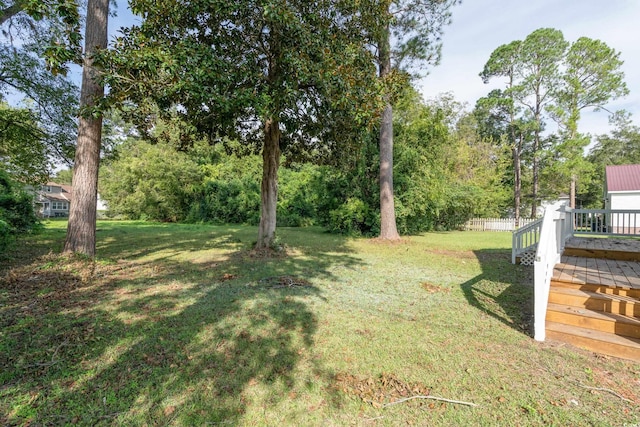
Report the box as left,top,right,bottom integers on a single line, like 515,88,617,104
571,209,640,236
519,205,640,342
465,217,537,232
511,218,543,264
533,202,569,341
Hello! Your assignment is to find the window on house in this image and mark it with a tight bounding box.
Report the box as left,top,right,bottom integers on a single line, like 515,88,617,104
52,202,68,210
44,185,51,192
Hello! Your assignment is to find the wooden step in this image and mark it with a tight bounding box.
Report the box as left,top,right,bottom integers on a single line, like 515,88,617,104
563,247,640,262
546,303,640,339
550,280,640,299
548,286,640,318
546,321,640,362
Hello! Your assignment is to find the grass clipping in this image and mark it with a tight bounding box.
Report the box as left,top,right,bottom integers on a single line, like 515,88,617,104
335,372,477,409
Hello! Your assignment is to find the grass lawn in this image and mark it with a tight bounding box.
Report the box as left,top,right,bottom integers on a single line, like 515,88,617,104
1,220,638,426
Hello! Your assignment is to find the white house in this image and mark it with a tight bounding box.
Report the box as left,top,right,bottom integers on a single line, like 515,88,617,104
35,182,72,217
34,182,108,218
604,164,640,234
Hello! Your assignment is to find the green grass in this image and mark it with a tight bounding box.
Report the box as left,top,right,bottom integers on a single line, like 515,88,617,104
1,220,638,426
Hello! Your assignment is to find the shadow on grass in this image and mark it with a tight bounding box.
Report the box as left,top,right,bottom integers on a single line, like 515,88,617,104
0,224,361,425
459,249,534,335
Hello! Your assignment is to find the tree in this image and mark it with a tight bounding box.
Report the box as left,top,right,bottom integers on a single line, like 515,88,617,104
0,1,80,171
373,0,459,239
479,39,524,224
104,0,379,249
99,139,203,221
391,89,510,232
481,29,568,217
583,111,640,207
481,29,629,216
63,0,107,257
550,37,628,207
512,28,568,217
0,102,49,182
0,168,39,251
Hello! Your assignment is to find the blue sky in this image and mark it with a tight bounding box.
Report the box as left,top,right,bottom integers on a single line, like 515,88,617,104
107,0,639,137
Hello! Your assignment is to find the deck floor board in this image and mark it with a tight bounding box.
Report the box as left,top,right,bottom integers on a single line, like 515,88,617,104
553,237,640,289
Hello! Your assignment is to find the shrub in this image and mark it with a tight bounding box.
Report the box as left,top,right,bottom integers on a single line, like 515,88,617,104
0,170,40,252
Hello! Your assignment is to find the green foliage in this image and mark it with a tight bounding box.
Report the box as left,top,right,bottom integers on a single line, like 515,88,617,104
99,140,203,222
0,103,49,183
327,197,373,235
393,90,510,232
480,28,629,213
52,168,73,185
277,164,321,227
0,1,81,170
188,153,262,225
582,112,640,207
0,169,39,251
104,0,380,157
1,0,83,75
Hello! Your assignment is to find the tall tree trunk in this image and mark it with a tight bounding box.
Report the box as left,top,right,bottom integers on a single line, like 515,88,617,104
508,78,520,227
378,23,400,240
531,95,542,219
513,145,521,227
63,0,107,257
256,118,281,249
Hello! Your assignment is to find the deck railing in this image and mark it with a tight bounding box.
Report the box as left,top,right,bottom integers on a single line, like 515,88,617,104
529,205,640,341
532,202,569,341
571,209,640,236
511,218,543,264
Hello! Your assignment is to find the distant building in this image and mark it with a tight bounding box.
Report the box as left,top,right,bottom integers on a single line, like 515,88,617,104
35,182,72,217
34,182,108,218
604,164,640,234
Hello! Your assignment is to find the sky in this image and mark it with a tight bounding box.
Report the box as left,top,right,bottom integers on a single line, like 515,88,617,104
418,0,640,137
107,0,639,137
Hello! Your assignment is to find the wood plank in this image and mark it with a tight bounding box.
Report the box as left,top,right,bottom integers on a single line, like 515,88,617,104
546,321,640,362
585,258,600,285
563,248,640,262
546,303,640,338
548,286,640,317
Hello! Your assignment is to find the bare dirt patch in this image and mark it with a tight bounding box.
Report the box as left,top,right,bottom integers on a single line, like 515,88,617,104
333,372,431,408
421,282,450,294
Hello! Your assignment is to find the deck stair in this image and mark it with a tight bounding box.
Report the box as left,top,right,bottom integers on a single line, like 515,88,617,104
546,238,640,362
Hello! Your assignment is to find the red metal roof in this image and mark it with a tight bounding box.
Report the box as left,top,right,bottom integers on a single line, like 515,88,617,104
606,164,640,192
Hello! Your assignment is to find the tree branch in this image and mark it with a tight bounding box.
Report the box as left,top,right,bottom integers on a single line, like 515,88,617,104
382,395,478,408
0,0,27,27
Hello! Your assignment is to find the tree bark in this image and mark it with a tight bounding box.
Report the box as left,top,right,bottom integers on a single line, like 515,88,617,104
513,145,521,227
63,0,107,257
378,22,400,240
256,117,281,249
570,175,576,209
531,91,542,219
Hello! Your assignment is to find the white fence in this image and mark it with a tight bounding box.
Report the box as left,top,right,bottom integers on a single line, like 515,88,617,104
465,217,537,232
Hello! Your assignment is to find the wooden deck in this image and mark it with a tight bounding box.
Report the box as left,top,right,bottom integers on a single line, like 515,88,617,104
564,236,640,252
555,237,640,289
553,256,640,289
548,236,640,362
563,237,640,262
